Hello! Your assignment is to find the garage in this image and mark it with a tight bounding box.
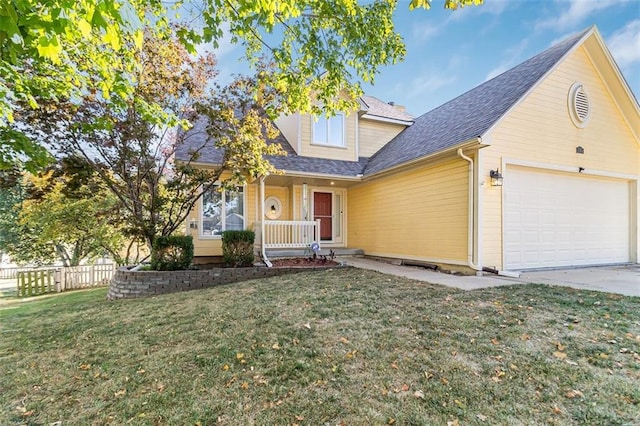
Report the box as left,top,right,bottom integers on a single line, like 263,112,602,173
504,165,630,270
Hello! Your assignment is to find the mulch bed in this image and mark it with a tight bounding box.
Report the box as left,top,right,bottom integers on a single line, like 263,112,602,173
270,257,339,267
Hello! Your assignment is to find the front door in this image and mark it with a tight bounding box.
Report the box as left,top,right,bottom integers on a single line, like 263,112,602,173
313,192,333,241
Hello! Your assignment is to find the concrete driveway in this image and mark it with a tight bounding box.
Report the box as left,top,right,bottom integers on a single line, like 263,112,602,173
345,258,640,297
517,264,640,297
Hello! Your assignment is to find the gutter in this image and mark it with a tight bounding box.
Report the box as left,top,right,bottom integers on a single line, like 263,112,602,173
456,148,482,274
365,138,486,181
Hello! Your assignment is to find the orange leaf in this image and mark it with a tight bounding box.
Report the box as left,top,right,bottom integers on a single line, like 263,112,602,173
241,382,249,390
401,384,410,391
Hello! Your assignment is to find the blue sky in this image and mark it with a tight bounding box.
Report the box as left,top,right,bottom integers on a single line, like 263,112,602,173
209,0,640,117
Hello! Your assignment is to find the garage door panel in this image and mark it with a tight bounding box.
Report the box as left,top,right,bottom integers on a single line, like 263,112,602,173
504,166,630,270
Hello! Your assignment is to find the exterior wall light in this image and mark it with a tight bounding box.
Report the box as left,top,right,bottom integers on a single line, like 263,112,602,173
490,169,503,187
189,219,198,229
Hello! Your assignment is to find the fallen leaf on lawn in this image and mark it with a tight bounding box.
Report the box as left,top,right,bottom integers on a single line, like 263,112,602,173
440,377,449,385
137,369,145,374
236,353,244,360
114,389,126,397
303,323,311,329
272,343,280,350
599,353,609,359
509,364,518,371
565,389,584,399
424,371,433,380
295,415,304,421
401,384,410,392
553,351,567,360
21,410,34,417
476,414,487,421
553,406,562,414
391,362,398,369
565,360,578,366
339,337,349,344
491,338,499,345
222,364,229,371
346,350,357,359
414,390,425,399
555,342,566,351
241,382,249,390
79,364,91,370
387,418,395,425
157,383,165,392
447,420,460,426
520,334,531,341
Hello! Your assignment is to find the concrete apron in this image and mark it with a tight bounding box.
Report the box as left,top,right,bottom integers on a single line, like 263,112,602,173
344,258,640,297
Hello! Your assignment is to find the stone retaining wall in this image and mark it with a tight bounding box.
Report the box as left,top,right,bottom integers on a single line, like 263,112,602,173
107,265,344,299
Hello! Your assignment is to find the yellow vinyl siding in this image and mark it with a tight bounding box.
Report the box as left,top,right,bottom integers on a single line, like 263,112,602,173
274,114,300,154
298,112,358,161
358,119,407,157
481,45,640,269
264,186,291,221
348,158,469,263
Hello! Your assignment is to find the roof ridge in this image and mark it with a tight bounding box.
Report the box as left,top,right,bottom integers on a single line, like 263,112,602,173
363,26,592,177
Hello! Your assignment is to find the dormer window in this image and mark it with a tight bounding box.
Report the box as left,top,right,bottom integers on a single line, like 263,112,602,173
312,113,345,147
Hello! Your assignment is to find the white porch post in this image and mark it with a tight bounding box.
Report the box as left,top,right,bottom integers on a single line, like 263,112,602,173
260,175,272,267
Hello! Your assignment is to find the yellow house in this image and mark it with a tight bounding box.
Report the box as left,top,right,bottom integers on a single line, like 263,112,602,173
176,26,639,274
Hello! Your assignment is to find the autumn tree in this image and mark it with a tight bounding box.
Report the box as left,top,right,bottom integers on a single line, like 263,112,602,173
12,32,284,252
1,0,482,170
0,160,134,266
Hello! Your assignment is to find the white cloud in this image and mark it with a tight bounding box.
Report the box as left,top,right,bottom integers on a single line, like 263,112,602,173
607,19,640,69
480,0,511,15
484,38,530,81
535,0,621,31
403,72,457,98
412,22,441,41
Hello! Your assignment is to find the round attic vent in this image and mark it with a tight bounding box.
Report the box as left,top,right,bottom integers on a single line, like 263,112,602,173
568,82,591,128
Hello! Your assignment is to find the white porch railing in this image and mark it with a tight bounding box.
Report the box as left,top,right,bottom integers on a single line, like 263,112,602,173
257,220,321,249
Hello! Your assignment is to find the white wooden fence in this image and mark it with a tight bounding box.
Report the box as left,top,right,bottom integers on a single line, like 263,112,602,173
14,264,117,297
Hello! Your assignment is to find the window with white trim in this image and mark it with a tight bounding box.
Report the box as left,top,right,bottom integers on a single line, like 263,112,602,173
200,185,245,237
313,113,345,147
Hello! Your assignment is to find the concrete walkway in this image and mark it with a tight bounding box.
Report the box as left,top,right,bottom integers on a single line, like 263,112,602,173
344,257,640,297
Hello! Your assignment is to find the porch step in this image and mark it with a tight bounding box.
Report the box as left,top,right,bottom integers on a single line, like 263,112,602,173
266,248,364,258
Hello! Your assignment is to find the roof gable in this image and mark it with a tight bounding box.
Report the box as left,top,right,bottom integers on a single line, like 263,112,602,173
363,27,591,176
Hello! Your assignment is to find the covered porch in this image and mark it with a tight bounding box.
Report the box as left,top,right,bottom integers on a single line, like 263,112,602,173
254,173,361,260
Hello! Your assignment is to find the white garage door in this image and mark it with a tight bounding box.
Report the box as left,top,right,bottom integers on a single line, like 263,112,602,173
504,166,630,270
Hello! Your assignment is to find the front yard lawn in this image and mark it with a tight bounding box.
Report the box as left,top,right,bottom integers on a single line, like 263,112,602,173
1,268,638,425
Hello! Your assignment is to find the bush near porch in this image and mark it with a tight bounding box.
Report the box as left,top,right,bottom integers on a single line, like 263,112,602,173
1,269,638,425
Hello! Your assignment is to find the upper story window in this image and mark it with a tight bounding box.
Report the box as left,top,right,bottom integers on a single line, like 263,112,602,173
200,185,245,237
313,113,345,147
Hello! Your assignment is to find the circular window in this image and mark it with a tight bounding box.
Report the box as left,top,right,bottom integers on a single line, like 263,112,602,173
568,82,591,128
264,196,282,220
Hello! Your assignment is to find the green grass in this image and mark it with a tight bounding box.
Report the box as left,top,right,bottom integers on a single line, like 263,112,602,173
1,269,639,425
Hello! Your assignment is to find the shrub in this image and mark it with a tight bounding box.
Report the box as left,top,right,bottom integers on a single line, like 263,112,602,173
150,235,194,271
222,230,255,267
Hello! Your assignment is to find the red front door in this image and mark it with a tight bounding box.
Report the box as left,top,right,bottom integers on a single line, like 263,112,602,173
313,192,332,241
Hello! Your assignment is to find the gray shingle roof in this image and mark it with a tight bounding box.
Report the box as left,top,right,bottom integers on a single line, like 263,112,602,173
360,95,414,122
176,28,591,179
175,115,368,177
363,28,590,176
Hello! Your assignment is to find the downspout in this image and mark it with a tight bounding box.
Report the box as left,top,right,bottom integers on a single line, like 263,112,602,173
260,176,272,267
457,148,482,274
